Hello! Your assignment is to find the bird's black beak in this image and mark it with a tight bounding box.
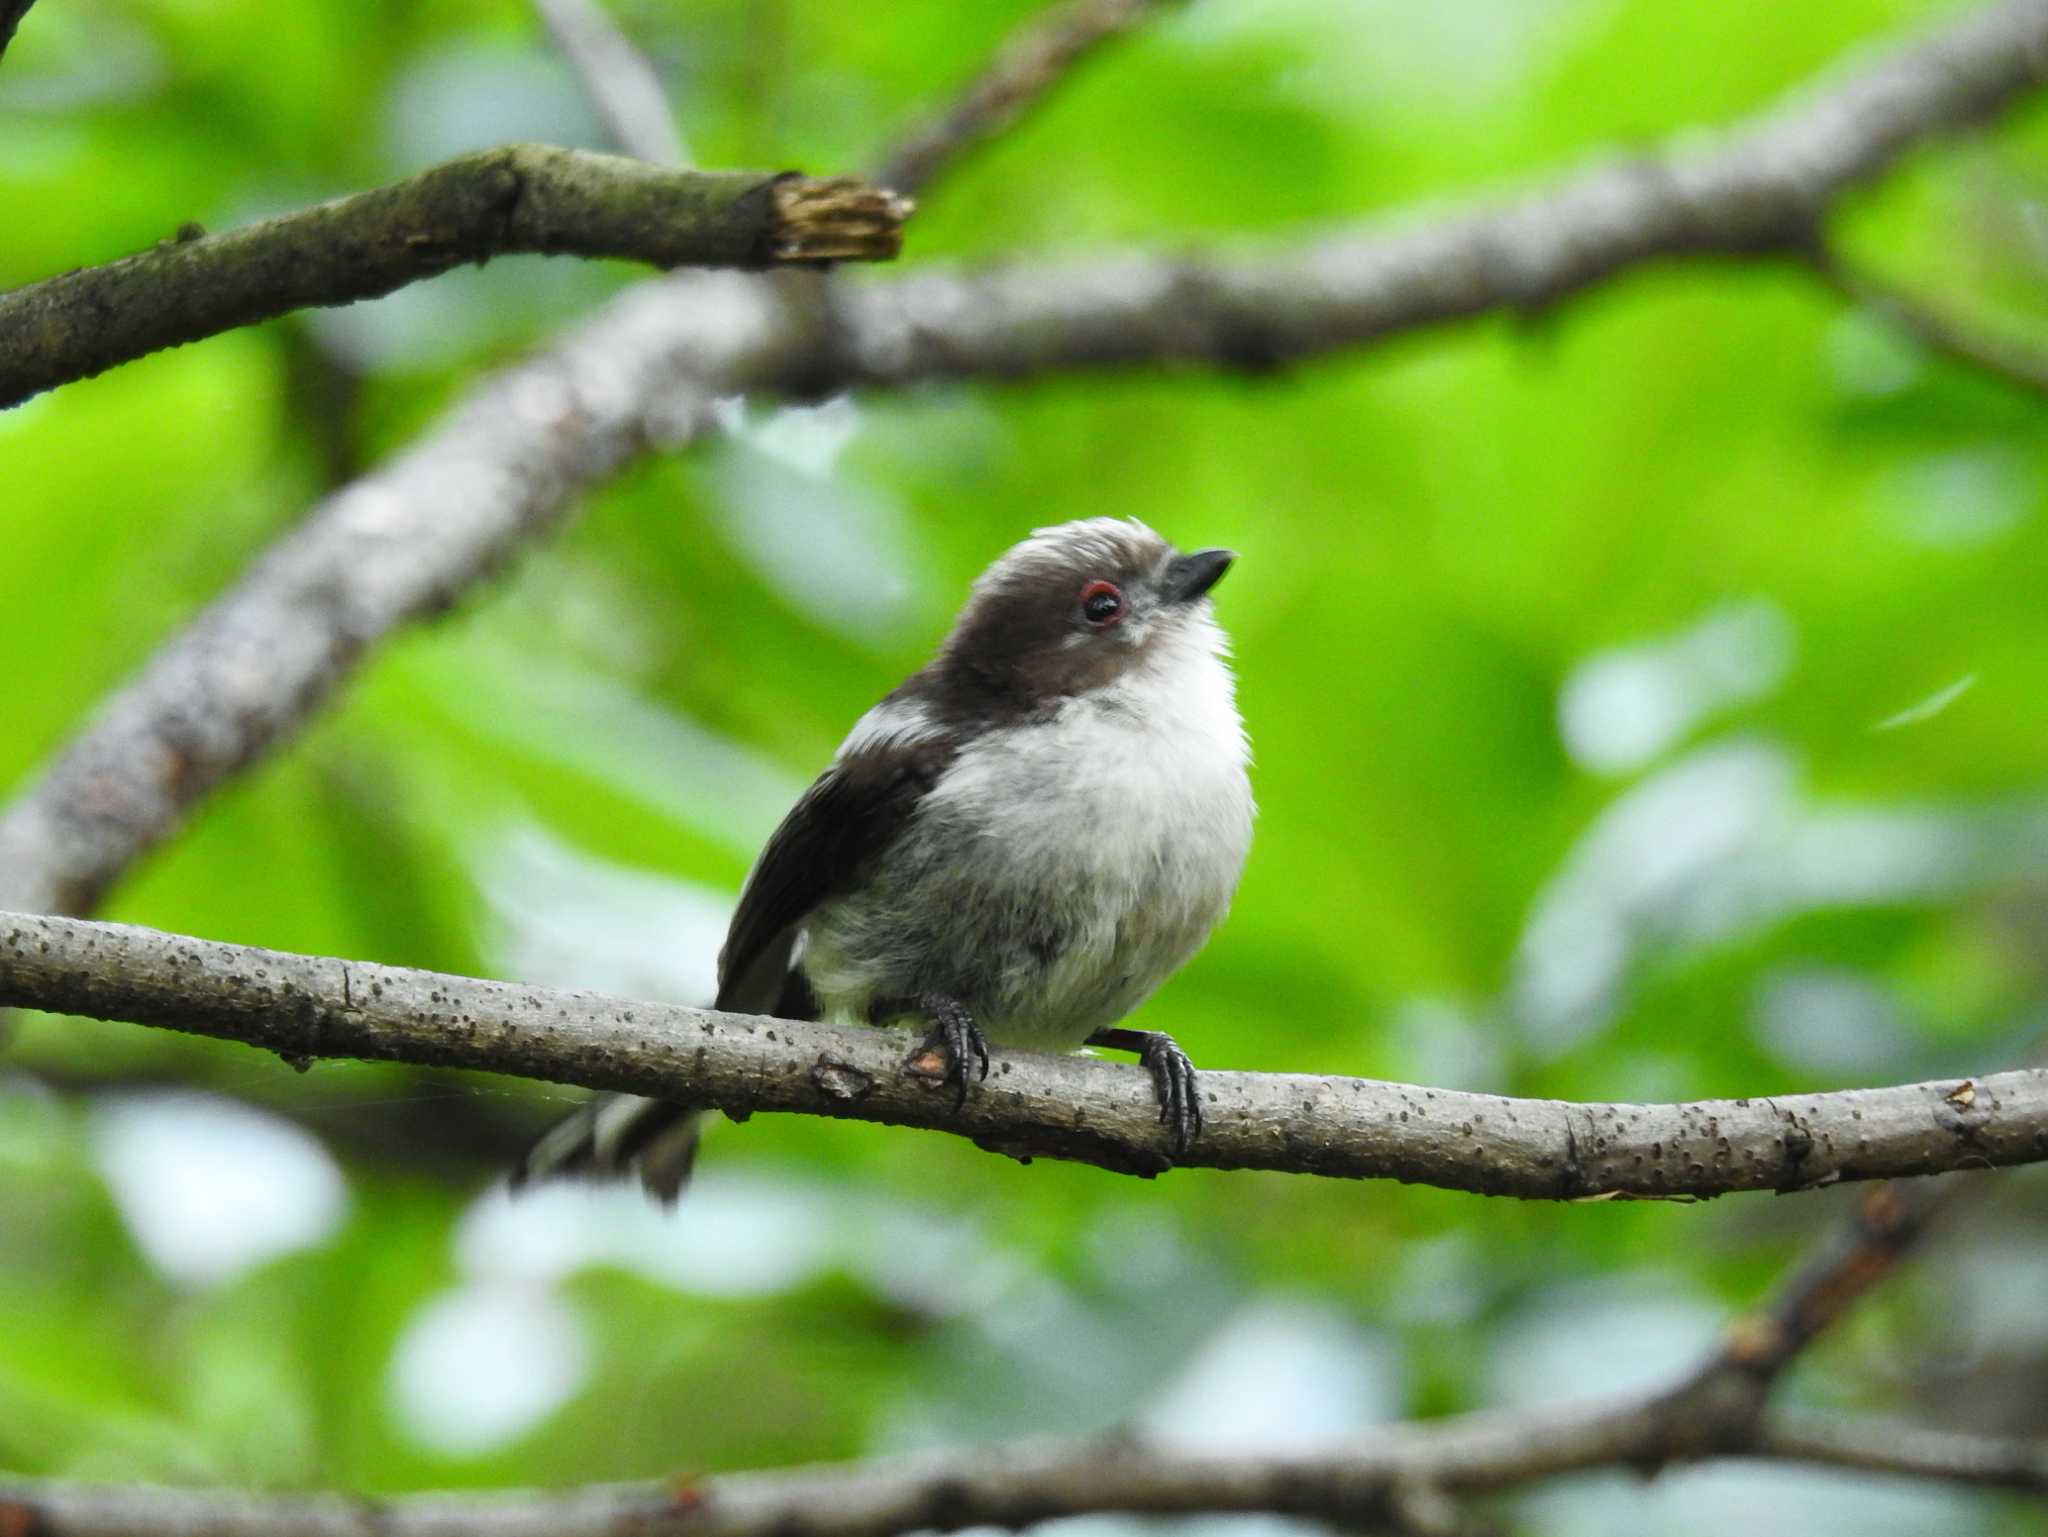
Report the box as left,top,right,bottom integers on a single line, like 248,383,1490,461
1163,548,1235,604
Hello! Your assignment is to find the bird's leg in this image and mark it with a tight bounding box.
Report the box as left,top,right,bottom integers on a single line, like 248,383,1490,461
1084,1027,1202,1154
902,992,990,1111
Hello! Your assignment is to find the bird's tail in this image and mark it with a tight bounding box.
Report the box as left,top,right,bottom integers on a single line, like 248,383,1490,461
510,1094,706,1205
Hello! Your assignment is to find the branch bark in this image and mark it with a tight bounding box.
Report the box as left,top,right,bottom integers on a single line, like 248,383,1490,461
4,3,2045,922
1,910,2042,1198
0,147,908,407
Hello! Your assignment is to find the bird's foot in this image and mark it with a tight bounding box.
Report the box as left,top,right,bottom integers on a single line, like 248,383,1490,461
906,993,990,1111
1085,1027,1202,1155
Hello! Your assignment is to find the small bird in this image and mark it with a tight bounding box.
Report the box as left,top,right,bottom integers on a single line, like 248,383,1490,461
514,518,1254,1201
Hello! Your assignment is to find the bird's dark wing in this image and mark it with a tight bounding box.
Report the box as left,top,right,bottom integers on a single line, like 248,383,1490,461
714,735,954,1015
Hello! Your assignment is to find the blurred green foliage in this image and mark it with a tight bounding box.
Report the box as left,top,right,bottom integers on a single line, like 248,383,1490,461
3,1,2047,1532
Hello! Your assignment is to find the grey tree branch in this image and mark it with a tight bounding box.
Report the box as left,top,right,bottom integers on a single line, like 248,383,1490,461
1,910,2042,1198
0,147,908,407
4,0,2047,921
0,272,818,918
841,0,2048,382
531,0,690,168
875,0,1174,197
2,1400,2040,1537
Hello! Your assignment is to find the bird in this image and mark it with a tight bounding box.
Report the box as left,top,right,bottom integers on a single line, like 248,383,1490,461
513,517,1254,1201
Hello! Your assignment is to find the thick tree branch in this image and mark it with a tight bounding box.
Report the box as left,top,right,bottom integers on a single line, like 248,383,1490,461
840,0,2048,381
531,0,690,168
0,147,908,407
1,911,2042,1197
875,0,1174,197
5,1,2046,918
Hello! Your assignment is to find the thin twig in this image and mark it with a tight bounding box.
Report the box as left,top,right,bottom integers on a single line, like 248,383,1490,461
0,911,2041,1198
1811,245,2048,392
1759,1409,2048,1493
1626,1178,1964,1475
1707,1179,1954,1385
875,0,1174,196
0,148,909,407
530,0,689,168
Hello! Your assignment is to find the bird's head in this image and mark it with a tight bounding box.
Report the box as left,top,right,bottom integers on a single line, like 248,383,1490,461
939,518,1235,709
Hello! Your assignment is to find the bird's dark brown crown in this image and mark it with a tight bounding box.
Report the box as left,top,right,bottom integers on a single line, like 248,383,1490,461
928,519,1179,716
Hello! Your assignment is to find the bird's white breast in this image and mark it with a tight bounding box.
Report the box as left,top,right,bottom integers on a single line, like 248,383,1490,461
931,616,1250,913
803,610,1254,1049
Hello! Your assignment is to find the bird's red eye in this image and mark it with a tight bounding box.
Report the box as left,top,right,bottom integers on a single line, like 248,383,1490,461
1079,580,1125,628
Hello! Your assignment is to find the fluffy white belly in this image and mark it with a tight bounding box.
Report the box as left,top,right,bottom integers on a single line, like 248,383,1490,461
802,641,1253,1048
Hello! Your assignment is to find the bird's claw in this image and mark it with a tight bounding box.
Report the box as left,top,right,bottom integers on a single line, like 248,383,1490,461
910,994,990,1112
1137,1033,1203,1155
1086,1027,1204,1156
